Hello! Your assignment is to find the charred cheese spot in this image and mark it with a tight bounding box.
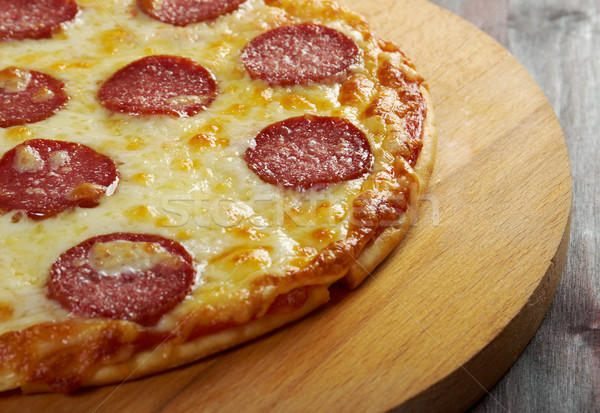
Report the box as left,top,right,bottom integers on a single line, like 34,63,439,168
294,245,318,257
172,158,195,171
283,214,298,229
377,55,423,87
71,62,93,69
214,177,233,193
6,126,33,142
101,29,136,55
221,103,248,115
339,74,375,106
289,245,318,268
364,89,405,122
227,226,267,241
312,228,335,243
50,63,68,72
377,37,402,53
126,137,146,151
254,87,273,103
32,86,56,103
316,201,346,224
288,256,312,268
207,40,233,63
232,248,271,266
156,216,177,227
316,201,332,211
0,304,14,321
330,107,345,118
10,212,25,223
207,247,273,285
200,124,223,134
131,172,155,186
43,61,94,72
280,94,316,111
126,205,159,222
363,170,400,192
211,197,252,226
66,183,107,203
188,134,229,150
213,247,272,270
280,202,308,229
177,230,194,240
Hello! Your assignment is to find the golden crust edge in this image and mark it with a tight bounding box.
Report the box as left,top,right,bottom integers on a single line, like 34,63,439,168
68,285,331,389
342,85,437,288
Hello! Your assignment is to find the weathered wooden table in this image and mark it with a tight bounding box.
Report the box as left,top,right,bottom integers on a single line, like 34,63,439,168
429,1,599,411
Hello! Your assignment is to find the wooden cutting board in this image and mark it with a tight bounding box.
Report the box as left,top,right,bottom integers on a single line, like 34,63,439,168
0,0,572,412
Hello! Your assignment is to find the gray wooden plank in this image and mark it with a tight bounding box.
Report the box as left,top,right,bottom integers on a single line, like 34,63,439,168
429,0,600,412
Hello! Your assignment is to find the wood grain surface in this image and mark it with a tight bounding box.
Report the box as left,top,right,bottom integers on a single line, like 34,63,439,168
430,1,599,412
0,1,574,412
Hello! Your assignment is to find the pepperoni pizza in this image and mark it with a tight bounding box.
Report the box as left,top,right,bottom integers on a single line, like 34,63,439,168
0,0,436,392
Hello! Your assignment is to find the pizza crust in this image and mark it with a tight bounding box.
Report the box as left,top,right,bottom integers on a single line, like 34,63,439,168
343,85,437,288
80,285,329,389
17,286,329,393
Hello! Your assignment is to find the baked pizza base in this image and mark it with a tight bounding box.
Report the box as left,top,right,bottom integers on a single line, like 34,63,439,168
19,285,329,393
344,86,436,288
0,0,436,393
31,87,436,392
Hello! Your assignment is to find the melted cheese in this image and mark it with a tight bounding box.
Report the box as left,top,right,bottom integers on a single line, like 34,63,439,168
48,150,70,171
32,86,56,103
0,67,32,93
66,182,107,201
87,241,184,276
0,0,400,334
13,146,44,172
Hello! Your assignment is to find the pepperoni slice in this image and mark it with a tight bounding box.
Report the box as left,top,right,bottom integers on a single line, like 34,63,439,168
241,23,359,86
138,0,248,27
0,67,69,128
0,139,119,219
47,233,195,326
245,115,373,190
98,55,217,117
0,0,78,41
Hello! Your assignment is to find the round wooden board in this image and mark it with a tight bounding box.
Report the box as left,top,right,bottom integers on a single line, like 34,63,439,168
0,0,572,412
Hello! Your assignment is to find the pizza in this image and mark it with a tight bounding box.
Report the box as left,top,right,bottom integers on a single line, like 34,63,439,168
0,0,436,393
